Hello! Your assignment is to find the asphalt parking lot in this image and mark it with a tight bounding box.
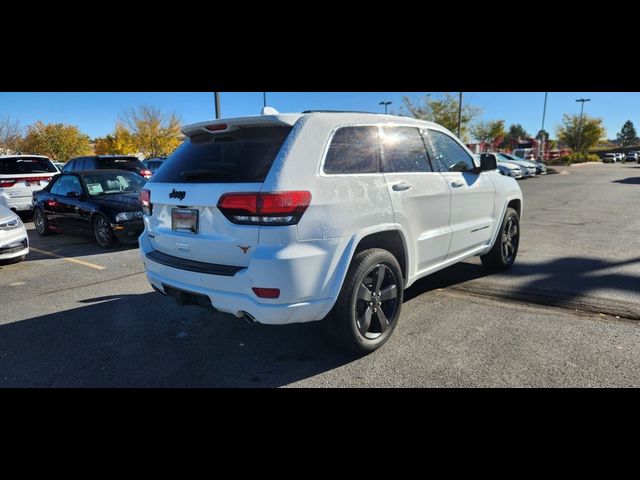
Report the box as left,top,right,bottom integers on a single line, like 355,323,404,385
1,162,639,387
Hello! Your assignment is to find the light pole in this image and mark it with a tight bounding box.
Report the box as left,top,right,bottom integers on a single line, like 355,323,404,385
539,92,548,160
457,92,463,138
263,92,267,108
214,92,221,119
576,98,591,153
379,101,392,114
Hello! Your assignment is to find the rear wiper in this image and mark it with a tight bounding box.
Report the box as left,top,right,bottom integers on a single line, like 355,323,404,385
181,169,231,180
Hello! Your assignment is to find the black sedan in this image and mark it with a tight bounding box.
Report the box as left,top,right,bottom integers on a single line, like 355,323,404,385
32,170,146,248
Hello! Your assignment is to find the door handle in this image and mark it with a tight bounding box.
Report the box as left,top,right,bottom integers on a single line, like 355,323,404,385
392,182,412,192
451,181,465,188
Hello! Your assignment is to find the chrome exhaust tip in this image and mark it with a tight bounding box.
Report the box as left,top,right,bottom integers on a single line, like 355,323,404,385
240,311,258,325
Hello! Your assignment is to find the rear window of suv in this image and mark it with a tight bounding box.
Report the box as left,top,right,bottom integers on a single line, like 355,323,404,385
97,157,144,171
0,157,57,174
151,126,292,184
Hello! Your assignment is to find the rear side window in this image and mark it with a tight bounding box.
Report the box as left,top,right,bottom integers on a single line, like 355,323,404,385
0,157,57,174
324,126,380,174
381,126,432,173
427,130,476,173
51,175,82,196
152,126,292,183
97,157,143,171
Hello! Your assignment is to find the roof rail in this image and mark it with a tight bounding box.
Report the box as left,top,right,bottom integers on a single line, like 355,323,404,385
301,110,378,114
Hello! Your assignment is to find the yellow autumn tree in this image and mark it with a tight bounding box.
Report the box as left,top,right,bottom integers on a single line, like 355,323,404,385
94,123,137,155
121,105,182,158
20,121,92,161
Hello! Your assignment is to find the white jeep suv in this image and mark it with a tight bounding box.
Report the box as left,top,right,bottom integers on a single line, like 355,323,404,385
139,111,523,353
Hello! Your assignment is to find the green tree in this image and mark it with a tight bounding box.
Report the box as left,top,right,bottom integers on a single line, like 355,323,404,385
121,105,182,158
0,116,24,154
500,124,530,150
556,114,605,152
471,120,506,150
94,123,137,155
19,121,92,161
616,120,638,147
398,93,481,141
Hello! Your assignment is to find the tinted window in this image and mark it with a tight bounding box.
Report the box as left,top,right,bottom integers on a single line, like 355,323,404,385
324,126,380,174
62,160,74,172
52,175,82,196
0,157,57,174
427,130,476,173
152,126,292,183
381,127,432,173
97,157,144,172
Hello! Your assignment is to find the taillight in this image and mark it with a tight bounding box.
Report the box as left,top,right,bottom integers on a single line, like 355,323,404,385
252,287,280,299
141,169,152,178
0,179,16,188
205,123,228,132
1,177,51,188
217,191,311,226
139,189,152,215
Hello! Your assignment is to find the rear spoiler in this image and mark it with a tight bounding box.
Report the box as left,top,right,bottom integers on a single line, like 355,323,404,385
182,114,302,138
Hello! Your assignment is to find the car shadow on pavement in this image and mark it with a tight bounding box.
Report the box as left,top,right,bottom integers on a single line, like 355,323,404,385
612,177,640,185
0,292,358,388
404,262,492,302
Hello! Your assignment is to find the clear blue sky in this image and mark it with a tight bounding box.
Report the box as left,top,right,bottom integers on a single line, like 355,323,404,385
0,92,636,140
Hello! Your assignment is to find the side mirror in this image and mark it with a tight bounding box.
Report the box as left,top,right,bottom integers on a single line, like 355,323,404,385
479,154,497,172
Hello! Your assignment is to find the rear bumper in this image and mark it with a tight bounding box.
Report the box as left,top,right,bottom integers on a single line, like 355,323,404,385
0,191,32,212
0,230,29,260
138,233,337,325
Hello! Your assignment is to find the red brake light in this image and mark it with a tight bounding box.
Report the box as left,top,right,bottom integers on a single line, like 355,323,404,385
139,189,152,215
141,169,152,177
205,123,228,132
252,287,280,299
217,191,311,226
0,179,16,188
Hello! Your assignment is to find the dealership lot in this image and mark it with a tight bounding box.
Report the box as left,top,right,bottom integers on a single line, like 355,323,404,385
1,163,639,387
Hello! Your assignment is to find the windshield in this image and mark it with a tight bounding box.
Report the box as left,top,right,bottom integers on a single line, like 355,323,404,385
81,171,146,196
0,157,57,174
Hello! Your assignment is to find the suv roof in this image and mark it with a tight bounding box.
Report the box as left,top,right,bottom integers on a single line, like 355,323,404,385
0,154,50,159
181,112,443,138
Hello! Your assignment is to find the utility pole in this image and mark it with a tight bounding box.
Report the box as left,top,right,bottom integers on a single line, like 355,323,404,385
457,92,463,138
263,92,267,108
576,98,591,153
540,92,548,160
214,92,221,119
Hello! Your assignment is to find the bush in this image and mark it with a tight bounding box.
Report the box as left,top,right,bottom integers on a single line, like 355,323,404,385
550,153,599,165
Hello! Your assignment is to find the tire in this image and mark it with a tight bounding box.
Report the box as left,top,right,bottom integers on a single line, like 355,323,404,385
33,208,52,236
322,248,404,354
481,207,520,271
93,214,115,248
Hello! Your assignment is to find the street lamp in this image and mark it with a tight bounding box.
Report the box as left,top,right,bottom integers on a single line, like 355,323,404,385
263,92,267,108
576,98,591,153
379,101,392,114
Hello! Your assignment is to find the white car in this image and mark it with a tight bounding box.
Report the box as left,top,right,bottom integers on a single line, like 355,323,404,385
602,153,618,163
477,154,523,179
139,111,523,353
496,153,538,177
0,204,29,263
0,155,58,212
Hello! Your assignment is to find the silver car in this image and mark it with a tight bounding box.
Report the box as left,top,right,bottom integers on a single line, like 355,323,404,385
0,204,29,264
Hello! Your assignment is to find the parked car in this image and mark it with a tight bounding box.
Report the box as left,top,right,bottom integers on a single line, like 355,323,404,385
628,151,640,163
495,153,538,177
32,170,147,248
142,157,166,174
602,153,618,163
138,111,523,353
63,155,152,179
0,204,29,264
0,155,58,213
53,162,65,172
476,154,523,179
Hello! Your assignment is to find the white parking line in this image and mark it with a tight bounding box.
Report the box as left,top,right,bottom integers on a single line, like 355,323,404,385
29,247,107,270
